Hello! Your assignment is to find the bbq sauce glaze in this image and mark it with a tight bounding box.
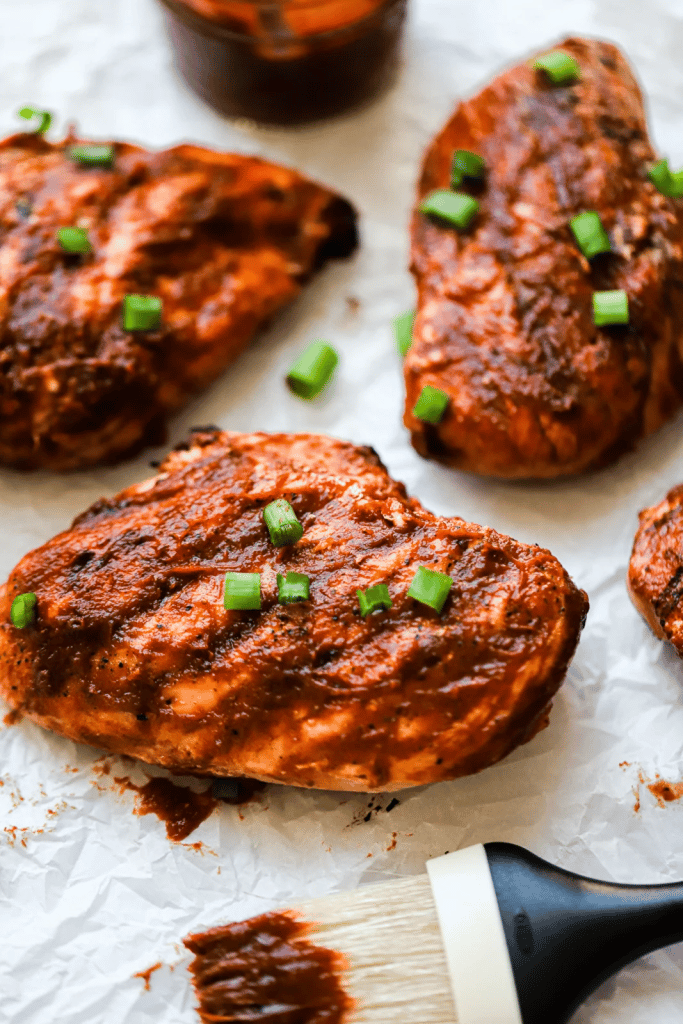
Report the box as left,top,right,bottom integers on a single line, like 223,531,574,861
159,0,408,124
185,911,353,1023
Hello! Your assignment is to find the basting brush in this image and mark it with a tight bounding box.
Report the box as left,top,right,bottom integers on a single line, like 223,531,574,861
185,842,683,1024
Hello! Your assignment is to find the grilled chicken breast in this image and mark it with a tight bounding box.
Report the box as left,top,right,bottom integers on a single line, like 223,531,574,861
0,430,587,791
0,132,357,471
405,37,683,478
629,484,683,653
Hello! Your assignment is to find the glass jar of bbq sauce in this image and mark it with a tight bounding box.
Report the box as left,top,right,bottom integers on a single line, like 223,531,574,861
158,0,408,125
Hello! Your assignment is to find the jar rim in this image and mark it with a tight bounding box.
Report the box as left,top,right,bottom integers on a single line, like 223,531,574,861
159,0,403,42
167,0,394,7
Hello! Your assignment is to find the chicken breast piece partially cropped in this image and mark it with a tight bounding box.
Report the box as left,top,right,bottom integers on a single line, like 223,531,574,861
0,430,587,791
629,484,683,654
405,37,683,477
0,132,357,470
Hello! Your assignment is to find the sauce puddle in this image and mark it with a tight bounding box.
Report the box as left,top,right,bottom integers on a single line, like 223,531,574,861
115,776,217,841
113,774,267,840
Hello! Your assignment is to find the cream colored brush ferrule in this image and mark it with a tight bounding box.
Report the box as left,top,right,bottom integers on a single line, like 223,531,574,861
426,844,522,1024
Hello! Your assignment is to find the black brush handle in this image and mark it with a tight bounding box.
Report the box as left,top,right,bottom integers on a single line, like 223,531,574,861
485,842,683,1024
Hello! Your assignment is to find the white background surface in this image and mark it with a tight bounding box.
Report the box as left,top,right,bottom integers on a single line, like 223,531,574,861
2,1,683,1021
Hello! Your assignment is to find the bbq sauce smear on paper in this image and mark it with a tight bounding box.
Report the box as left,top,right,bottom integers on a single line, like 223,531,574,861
115,774,267,840
116,776,218,841
185,912,353,1024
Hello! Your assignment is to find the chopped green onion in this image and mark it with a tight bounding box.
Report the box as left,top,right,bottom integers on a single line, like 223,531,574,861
419,190,479,230
68,144,115,167
394,310,415,357
357,584,392,618
647,159,683,198
123,294,162,331
670,170,683,199
277,572,310,604
569,211,611,259
534,50,580,85
263,499,303,547
287,341,338,399
451,150,485,189
57,226,91,254
412,385,449,424
224,572,261,611
648,159,673,196
407,567,452,613
593,289,629,326
18,106,51,134
10,592,37,628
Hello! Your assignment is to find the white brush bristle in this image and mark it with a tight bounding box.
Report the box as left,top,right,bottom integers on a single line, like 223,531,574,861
294,874,457,1023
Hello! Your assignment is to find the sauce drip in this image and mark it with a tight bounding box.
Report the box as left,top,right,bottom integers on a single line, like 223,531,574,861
134,961,163,991
114,774,267,840
185,911,353,1024
116,776,218,841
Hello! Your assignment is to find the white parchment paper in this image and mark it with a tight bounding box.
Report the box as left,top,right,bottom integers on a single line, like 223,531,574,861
2,1,683,1021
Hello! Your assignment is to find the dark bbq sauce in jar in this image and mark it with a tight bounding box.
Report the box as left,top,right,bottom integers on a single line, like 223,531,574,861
158,0,408,125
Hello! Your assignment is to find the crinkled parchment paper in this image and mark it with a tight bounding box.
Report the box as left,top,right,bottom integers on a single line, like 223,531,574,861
3,1,683,1021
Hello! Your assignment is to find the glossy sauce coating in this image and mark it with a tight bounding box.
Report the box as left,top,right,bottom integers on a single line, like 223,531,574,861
185,911,352,1024
0,429,587,791
0,133,356,470
629,483,683,653
405,37,683,478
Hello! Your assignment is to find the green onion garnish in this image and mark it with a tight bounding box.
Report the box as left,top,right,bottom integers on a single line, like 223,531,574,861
593,289,629,326
407,567,452,613
569,211,611,259
123,294,162,332
10,592,37,628
57,226,91,254
224,572,261,611
18,106,51,134
68,144,115,167
263,499,303,547
451,150,485,189
412,385,449,424
276,572,310,604
394,310,415,357
357,584,392,618
534,50,580,84
647,159,683,198
670,170,683,199
648,159,673,196
419,190,479,230
287,341,338,399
